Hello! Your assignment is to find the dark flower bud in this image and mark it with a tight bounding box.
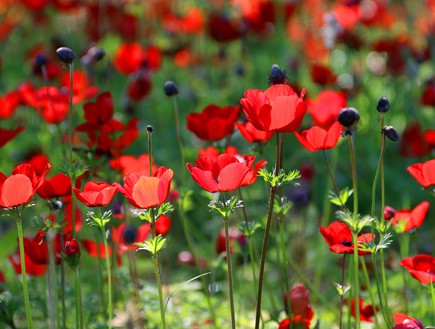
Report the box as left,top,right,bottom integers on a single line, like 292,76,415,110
123,227,137,244
49,200,63,212
146,125,153,133
65,239,81,268
382,126,399,142
338,107,360,127
88,47,105,62
384,206,396,220
268,64,287,85
35,53,47,67
376,97,390,113
56,47,76,65
163,80,179,97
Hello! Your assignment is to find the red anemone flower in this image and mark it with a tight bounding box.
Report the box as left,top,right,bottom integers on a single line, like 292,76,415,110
401,254,435,285
187,154,250,193
74,181,118,207
0,91,20,119
349,298,377,322
235,121,274,143
186,104,240,141
280,284,314,329
393,313,424,329
113,42,143,75
112,222,151,253
81,239,121,266
116,166,173,209
0,163,50,208
407,159,435,188
390,201,430,233
307,90,347,128
240,84,307,133
294,121,342,152
310,63,337,86
110,154,157,176
82,91,113,126
23,232,64,265
0,126,24,147
238,154,267,187
400,122,430,157
215,227,247,255
8,251,47,276
37,173,72,199
319,221,373,255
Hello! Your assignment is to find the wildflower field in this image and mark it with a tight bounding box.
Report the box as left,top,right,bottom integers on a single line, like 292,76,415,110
0,0,434,328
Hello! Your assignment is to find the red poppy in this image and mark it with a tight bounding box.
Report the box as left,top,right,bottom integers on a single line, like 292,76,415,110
0,126,24,147
407,159,435,188
0,270,4,284
62,199,83,234
215,227,247,255
0,163,50,208
22,232,64,265
310,63,337,86
82,91,114,127
332,4,360,30
60,70,98,105
187,154,250,193
349,297,376,322
0,91,20,119
235,121,274,143
390,201,430,233
8,251,47,276
280,284,314,329
114,42,159,75
74,181,118,207
37,173,72,199
82,239,117,260
112,222,151,253
155,214,172,235
239,154,267,187
294,121,342,152
307,90,347,128
392,313,424,329
400,122,430,157
424,130,435,148
127,68,152,101
116,166,173,209
198,146,238,158
208,12,244,43
240,84,307,133
319,221,373,255
162,7,204,35
186,104,240,141
401,254,435,285
110,154,157,176
421,79,435,106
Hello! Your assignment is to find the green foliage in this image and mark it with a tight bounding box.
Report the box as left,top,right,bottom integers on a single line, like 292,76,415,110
329,188,353,207
136,235,167,255
208,196,243,219
86,210,112,228
258,168,301,187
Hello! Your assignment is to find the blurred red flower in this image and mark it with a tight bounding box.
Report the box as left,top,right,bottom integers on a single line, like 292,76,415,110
74,181,118,207
401,254,435,285
82,91,113,127
116,166,173,209
0,91,20,119
0,163,50,208
349,297,377,322
0,126,24,147
8,251,47,276
400,122,430,157
392,313,424,329
240,84,307,133
407,159,435,188
421,78,435,106
112,222,151,253
215,227,247,255
110,154,157,176
187,154,250,193
390,201,430,233
60,70,98,105
162,7,204,35
294,121,342,152
236,121,274,143
81,239,121,266
307,90,347,128
280,284,314,329
23,232,64,265
310,63,337,86
208,12,244,43
319,221,373,255
127,68,152,101
187,104,240,141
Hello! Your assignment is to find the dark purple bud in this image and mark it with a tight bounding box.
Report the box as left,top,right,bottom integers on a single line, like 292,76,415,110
376,97,390,113
164,81,179,97
56,47,76,65
382,126,399,142
268,64,287,85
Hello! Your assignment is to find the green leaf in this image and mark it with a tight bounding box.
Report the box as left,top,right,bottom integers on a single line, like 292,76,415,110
239,221,262,237
333,283,351,296
329,188,353,206
136,235,166,255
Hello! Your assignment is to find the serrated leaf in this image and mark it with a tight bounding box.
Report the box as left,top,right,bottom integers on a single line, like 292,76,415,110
329,188,353,206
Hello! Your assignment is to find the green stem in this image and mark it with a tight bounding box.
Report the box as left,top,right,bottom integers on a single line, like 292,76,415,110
339,255,346,329
322,150,344,210
16,215,34,329
101,225,113,329
46,229,58,329
60,234,66,329
278,219,292,325
74,268,84,329
177,197,218,327
399,234,409,313
254,133,281,329
348,135,359,329
379,247,389,318
223,214,236,329
360,258,379,327
430,279,435,324
172,97,186,186
68,63,76,239
370,116,384,218
371,252,390,326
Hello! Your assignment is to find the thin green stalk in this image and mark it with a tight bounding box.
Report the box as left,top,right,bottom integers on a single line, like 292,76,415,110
172,97,186,185
177,199,218,327
254,133,281,329
430,279,435,323
59,234,66,329
74,268,84,329
379,247,389,318
101,226,113,329
370,115,385,218
399,234,410,313
147,127,167,329
46,229,58,329
16,215,34,329
347,135,359,329
371,252,390,326
223,214,236,329
339,255,346,329
322,150,345,210
278,219,292,325
68,63,76,239
360,258,379,327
